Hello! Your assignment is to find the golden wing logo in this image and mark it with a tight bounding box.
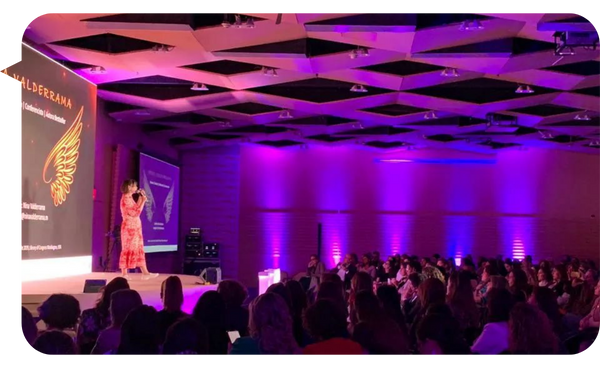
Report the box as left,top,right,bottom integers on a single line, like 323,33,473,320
42,107,84,206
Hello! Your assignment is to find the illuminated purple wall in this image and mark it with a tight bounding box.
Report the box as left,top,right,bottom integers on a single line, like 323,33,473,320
233,145,599,286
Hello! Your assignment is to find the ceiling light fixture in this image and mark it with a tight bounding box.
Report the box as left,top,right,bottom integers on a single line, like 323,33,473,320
89,66,107,74
152,44,174,52
262,67,278,77
233,15,243,28
349,47,369,59
574,112,591,121
279,110,293,119
424,111,438,120
515,85,535,94
350,84,368,93
191,83,209,91
440,67,459,77
459,19,484,31
221,14,231,28
246,17,255,28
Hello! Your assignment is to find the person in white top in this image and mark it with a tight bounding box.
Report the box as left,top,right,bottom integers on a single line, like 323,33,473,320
471,288,513,354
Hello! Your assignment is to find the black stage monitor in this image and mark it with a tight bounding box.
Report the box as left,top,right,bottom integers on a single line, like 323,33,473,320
83,279,107,293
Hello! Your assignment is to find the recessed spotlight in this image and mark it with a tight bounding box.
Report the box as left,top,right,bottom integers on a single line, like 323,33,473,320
89,66,107,75
459,19,485,31
279,110,293,119
191,83,209,91
134,111,152,116
424,111,438,120
350,84,368,93
262,67,278,77
152,44,174,52
440,67,459,77
246,18,255,28
515,85,535,94
574,113,591,121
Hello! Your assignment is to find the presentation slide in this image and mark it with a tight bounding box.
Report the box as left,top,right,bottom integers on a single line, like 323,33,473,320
139,154,180,253
8,44,97,260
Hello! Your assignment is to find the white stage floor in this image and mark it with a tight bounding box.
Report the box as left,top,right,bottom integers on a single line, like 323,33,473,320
22,272,217,316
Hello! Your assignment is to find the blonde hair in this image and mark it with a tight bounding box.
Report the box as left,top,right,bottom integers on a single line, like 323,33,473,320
248,292,298,354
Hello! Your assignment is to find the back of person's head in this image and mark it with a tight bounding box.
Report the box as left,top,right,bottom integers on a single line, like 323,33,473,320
217,280,248,308
265,282,293,313
484,263,499,277
509,303,558,354
22,307,38,346
304,299,348,341
418,278,446,310
376,285,406,329
37,294,80,330
110,289,143,328
425,303,454,318
321,272,342,284
192,290,226,330
351,271,373,294
118,305,160,354
409,260,423,274
350,253,359,264
285,280,307,316
161,276,184,311
487,288,513,323
408,272,422,289
96,277,129,315
490,275,508,290
416,312,470,354
317,281,345,302
529,287,562,334
33,330,77,354
249,292,298,354
162,317,209,354
447,271,476,308
354,290,381,322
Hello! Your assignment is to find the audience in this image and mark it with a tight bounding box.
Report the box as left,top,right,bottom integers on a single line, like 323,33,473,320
508,303,559,354
117,305,160,354
92,289,143,354
351,291,410,354
447,271,480,335
230,292,300,354
22,252,600,355
33,330,77,354
77,277,129,354
162,317,209,354
38,294,80,339
286,280,309,347
192,291,228,354
416,305,470,354
217,280,249,336
157,276,187,344
508,268,530,303
303,299,362,354
376,284,408,336
471,288,512,354
22,307,38,346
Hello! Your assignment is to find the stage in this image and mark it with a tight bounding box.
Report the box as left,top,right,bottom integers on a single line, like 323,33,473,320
22,273,217,318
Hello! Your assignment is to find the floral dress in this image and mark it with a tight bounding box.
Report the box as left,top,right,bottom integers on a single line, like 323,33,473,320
119,194,146,269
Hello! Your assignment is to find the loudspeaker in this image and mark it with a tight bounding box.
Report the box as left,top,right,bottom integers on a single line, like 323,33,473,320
202,242,219,258
83,279,107,293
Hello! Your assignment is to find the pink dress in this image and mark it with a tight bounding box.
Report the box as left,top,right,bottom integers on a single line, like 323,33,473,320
119,194,146,269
